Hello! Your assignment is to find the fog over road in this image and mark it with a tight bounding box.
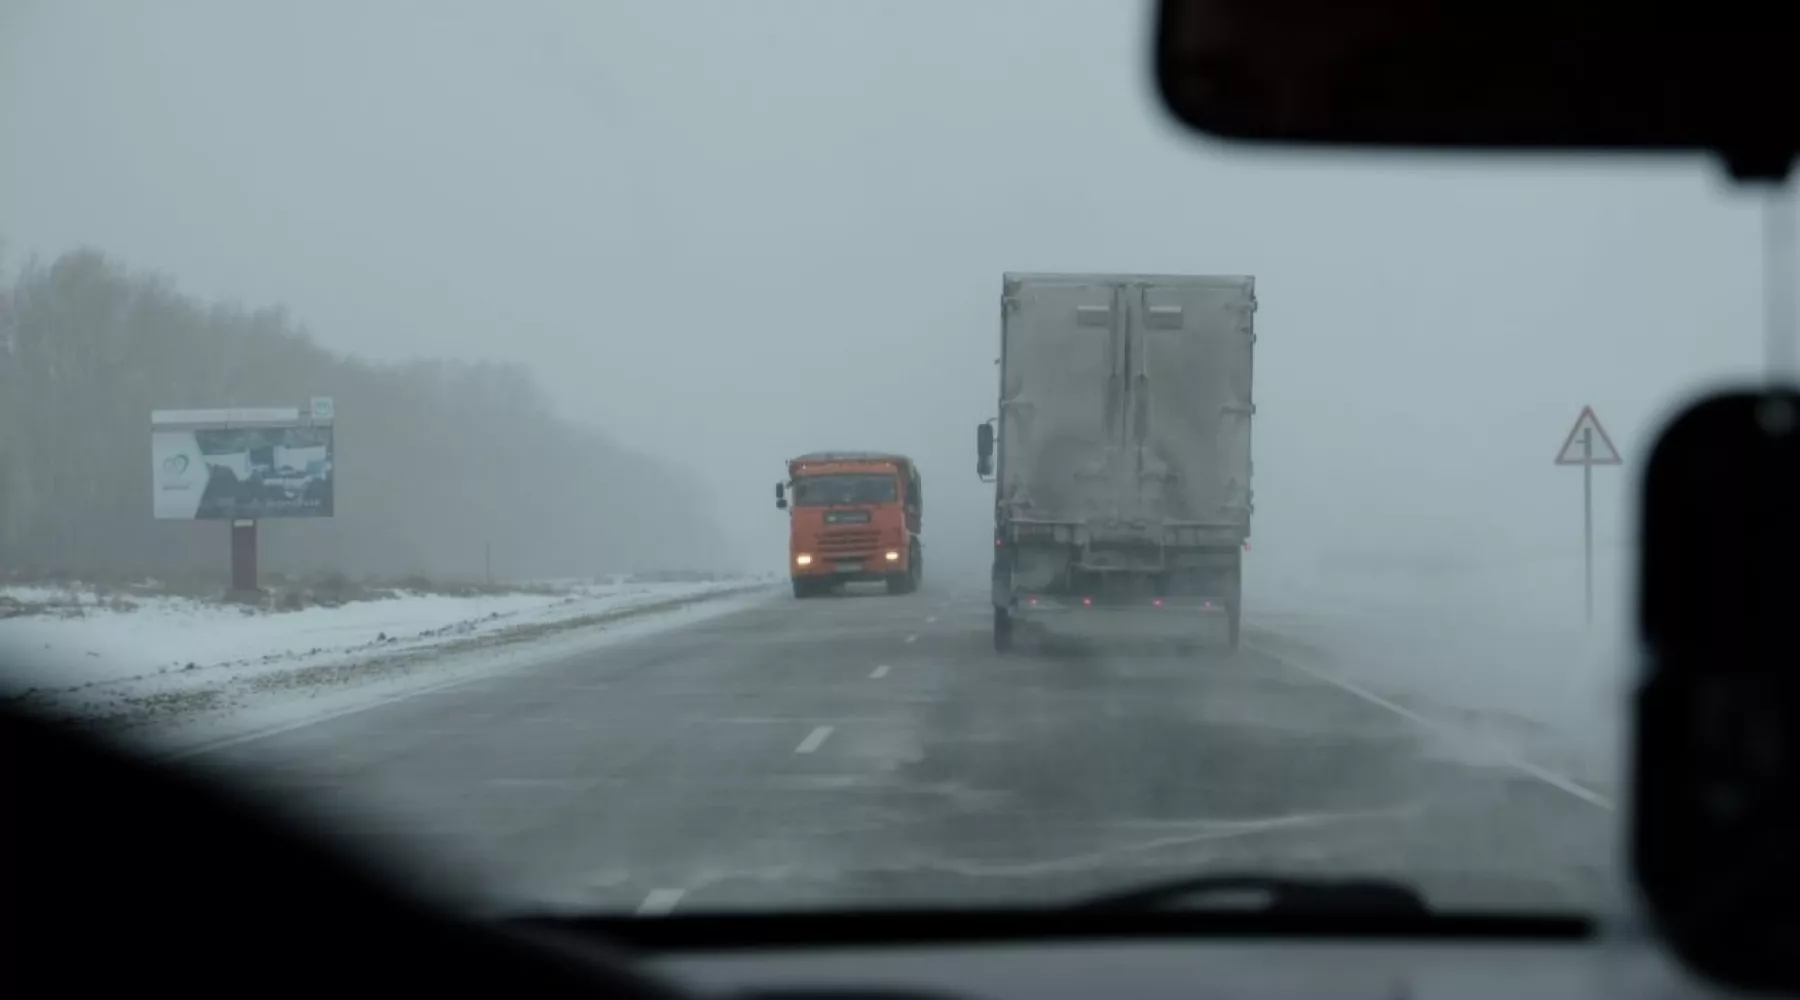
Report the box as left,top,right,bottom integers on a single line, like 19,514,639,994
199,585,1617,916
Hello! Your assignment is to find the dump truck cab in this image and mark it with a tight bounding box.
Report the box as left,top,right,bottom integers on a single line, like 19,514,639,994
777,452,922,598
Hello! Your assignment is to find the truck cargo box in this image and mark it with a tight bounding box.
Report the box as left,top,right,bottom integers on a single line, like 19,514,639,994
983,272,1256,651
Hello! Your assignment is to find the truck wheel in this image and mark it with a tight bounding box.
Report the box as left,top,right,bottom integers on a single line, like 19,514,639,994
887,547,923,595
793,578,817,599
993,606,1014,653
1223,564,1243,650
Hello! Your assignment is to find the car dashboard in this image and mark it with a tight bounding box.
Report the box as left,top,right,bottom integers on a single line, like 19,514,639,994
644,936,1729,1000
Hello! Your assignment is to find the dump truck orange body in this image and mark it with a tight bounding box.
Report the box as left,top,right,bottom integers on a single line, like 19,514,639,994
776,452,921,598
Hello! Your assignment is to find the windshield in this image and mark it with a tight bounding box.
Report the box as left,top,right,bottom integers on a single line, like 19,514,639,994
793,474,898,507
0,0,1760,920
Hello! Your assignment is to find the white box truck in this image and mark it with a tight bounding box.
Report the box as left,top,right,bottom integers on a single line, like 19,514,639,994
975,273,1256,651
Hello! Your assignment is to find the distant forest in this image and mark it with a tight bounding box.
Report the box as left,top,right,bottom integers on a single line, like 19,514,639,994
0,248,732,582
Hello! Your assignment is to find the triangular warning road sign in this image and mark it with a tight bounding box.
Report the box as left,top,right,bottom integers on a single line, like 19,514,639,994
1555,406,1622,466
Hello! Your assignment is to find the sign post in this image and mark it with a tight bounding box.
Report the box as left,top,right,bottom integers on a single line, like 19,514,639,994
1555,406,1622,624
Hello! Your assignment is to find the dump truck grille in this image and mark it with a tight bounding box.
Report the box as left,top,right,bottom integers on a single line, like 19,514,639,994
817,529,880,554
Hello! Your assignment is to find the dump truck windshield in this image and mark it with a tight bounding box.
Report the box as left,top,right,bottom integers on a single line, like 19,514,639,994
792,474,898,507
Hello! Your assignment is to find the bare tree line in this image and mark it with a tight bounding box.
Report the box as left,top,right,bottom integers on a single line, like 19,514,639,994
0,248,732,584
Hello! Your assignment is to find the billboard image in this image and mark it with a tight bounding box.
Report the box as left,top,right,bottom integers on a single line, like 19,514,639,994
153,408,335,520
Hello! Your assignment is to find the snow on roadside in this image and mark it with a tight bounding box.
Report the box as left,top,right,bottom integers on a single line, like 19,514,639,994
142,586,780,758
0,584,121,608
1245,545,1631,797
1,589,564,691
0,580,774,742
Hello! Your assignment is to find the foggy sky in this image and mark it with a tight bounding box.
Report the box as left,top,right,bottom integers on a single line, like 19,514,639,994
0,0,1769,587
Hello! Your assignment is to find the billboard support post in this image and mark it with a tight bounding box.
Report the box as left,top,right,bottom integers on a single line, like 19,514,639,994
231,519,258,594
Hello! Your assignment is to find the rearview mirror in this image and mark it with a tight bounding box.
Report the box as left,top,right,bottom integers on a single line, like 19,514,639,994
976,422,995,479
774,482,787,510
1154,0,1795,180
1635,388,1800,993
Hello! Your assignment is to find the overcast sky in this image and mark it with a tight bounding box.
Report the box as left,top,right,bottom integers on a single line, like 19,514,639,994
0,0,1771,586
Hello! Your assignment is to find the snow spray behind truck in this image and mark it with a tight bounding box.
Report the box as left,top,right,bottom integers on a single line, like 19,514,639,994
975,274,1255,651
776,452,922,598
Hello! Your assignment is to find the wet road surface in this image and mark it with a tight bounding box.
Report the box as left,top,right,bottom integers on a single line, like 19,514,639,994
201,585,1616,915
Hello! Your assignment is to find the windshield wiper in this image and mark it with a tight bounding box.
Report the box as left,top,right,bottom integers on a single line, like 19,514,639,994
1072,874,1430,915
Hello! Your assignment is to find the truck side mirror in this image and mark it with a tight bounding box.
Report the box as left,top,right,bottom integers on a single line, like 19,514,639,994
775,482,787,509
976,422,995,478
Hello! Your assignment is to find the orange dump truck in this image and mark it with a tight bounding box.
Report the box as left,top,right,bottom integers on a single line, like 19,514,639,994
775,452,922,598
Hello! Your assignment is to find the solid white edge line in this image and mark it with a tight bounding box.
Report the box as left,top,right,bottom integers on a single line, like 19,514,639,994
794,725,834,753
1248,642,1616,813
869,665,890,679
636,888,686,916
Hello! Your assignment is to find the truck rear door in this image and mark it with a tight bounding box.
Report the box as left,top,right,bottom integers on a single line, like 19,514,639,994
1128,277,1256,530
999,277,1125,523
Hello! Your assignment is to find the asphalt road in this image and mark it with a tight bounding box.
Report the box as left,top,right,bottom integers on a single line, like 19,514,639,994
200,584,1618,916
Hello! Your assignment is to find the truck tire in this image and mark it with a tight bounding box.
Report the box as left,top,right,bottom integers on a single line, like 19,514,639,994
993,606,1014,653
793,578,820,599
887,545,923,595
1223,561,1243,650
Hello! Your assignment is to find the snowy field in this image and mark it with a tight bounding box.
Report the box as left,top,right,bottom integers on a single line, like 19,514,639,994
0,577,778,753
1245,541,1632,800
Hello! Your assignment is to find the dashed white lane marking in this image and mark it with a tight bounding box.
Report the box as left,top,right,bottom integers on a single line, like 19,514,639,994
870,664,891,679
1253,643,1615,812
795,725,835,754
925,616,938,624
636,888,686,916
904,633,918,644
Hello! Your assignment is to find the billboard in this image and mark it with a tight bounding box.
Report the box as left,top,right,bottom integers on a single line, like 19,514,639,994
152,406,335,520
